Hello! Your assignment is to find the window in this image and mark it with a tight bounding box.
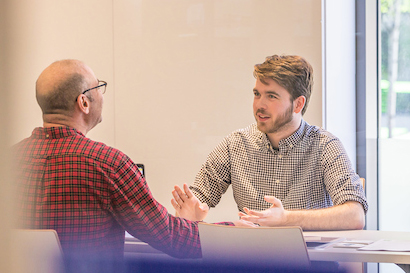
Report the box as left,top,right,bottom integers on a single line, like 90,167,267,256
376,0,410,272
379,0,410,230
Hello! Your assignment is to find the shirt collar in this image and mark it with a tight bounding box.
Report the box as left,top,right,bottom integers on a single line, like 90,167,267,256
256,119,307,153
278,119,307,151
31,126,85,139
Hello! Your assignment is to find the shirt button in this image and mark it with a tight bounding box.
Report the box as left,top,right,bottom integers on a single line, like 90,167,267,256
289,144,293,148
46,134,49,138
275,179,280,183
278,154,283,159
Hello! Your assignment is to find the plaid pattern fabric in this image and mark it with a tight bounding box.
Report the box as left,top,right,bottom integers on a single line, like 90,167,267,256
191,120,368,214
14,127,201,258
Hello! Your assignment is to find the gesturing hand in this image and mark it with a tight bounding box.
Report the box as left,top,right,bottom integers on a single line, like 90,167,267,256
239,196,288,227
171,183,209,221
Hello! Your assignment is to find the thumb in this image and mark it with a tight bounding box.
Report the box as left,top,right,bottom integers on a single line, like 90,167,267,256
264,196,283,208
199,202,209,212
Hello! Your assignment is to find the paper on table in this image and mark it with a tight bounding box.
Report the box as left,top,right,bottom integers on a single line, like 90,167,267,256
304,236,344,249
334,243,370,249
358,239,410,252
304,236,343,243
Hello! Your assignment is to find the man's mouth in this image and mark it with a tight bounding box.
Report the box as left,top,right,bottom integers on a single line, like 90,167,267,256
256,112,270,121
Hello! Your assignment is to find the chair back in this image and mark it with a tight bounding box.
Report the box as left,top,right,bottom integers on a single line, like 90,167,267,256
198,222,310,269
360,178,365,190
12,229,64,273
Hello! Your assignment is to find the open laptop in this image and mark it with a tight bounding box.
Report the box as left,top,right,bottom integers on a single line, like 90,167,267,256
198,223,310,269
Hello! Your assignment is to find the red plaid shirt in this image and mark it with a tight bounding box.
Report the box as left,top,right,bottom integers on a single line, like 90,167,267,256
14,127,201,259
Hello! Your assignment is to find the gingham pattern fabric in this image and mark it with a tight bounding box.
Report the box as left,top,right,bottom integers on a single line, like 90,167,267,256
14,127,201,258
191,120,368,214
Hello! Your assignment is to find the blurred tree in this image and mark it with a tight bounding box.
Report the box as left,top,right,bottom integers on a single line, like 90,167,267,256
381,0,410,137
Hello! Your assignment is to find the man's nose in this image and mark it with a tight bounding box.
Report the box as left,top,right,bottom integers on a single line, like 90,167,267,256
255,97,267,109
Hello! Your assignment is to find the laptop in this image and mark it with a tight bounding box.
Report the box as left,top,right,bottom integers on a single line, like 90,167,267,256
198,223,310,269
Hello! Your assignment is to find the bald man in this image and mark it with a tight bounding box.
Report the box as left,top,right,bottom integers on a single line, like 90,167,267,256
13,60,209,266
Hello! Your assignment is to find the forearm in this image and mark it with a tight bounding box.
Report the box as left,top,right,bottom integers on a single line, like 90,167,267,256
321,139,368,213
284,201,365,231
191,137,232,207
191,169,229,208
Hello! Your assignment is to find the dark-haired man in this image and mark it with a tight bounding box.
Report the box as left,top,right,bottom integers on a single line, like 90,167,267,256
172,55,368,231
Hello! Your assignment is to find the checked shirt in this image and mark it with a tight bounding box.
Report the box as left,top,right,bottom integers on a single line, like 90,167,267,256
14,127,201,259
191,120,368,214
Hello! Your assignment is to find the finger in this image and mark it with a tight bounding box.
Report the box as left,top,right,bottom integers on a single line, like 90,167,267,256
173,185,183,192
172,190,183,205
240,215,260,224
243,207,255,215
174,185,188,201
264,196,283,208
243,207,265,217
183,183,194,199
171,199,180,210
238,212,247,217
199,202,209,212
243,207,256,217
233,219,257,227
239,220,259,228
173,187,186,201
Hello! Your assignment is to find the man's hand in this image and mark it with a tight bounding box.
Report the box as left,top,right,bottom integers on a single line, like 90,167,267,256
240,196,366,230
239,196,288,227
232,219,259,227
171,183,209,221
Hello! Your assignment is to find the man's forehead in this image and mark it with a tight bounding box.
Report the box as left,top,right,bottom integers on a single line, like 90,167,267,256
254,78,290,96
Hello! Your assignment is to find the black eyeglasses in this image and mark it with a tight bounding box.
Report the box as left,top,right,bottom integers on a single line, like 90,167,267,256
76,80,107,101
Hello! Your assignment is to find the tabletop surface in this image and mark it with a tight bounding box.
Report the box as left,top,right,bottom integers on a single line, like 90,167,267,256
303,230,410,264
125,229,410,264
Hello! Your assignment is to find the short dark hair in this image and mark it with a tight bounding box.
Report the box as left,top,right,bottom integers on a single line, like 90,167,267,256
36,72,87,115
253,55,313,115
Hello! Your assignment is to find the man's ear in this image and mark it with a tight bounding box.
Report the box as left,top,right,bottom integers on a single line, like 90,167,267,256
293,96,306,114
77,95,90,114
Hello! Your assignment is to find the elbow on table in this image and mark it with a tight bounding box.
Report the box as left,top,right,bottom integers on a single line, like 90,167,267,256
351,215,365,230
347,202,366,230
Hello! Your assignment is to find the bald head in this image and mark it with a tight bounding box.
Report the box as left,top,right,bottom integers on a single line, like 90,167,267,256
36,59,97,116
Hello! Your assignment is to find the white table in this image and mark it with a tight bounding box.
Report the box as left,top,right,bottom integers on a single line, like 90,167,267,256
124,230,410,272
304,230,410,272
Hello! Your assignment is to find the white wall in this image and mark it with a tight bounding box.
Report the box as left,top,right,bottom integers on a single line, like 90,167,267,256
1,1,15,271
7,0,116,146
322,0,357,167
8,0,322,223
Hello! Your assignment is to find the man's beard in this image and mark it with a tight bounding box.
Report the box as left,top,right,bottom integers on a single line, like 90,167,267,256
256,103,294,134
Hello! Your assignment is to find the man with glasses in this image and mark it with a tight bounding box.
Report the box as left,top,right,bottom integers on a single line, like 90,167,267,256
13,59,250,270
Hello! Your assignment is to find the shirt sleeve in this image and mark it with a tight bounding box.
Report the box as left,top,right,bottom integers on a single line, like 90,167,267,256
190,137,232,208
320,137,368,213
106,153,202,258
